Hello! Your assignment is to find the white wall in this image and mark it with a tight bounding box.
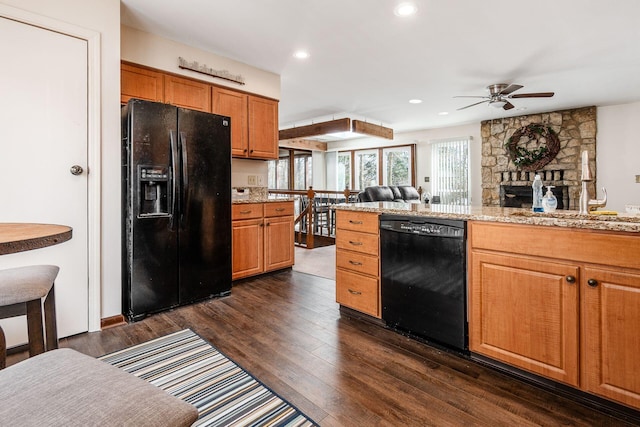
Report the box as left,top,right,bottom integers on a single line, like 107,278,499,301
1,0,122,319
327,123,483,205
597,101,640,212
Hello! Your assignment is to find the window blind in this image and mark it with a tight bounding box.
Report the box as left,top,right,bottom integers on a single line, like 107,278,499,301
430,137,471,205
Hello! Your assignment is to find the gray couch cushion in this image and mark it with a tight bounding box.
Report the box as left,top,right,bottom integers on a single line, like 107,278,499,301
0,348,198,427
398,185,420,201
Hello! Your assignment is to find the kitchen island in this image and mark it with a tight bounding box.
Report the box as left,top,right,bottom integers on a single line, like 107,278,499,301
334,202,640,414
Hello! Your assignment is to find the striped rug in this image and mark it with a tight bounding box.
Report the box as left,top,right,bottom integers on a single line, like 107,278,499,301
99,329,318,427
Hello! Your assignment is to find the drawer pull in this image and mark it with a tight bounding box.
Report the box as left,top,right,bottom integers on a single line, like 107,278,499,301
348,288,362,295
240,210,252,214
349,220,363,224
565,275,576,284
349,260,363,266
587,278,599,287
349,241,363,246
275,208,285,212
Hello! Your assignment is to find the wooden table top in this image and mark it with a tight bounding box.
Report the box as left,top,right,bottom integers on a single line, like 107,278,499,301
0,223,72,255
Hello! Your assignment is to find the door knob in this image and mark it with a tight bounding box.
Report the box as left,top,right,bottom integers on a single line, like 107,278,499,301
70,165,83,175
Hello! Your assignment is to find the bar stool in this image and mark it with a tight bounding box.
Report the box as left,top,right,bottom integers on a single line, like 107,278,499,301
0,265,59,369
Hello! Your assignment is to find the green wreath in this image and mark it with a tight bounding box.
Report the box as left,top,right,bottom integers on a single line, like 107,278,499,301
505,124,560,171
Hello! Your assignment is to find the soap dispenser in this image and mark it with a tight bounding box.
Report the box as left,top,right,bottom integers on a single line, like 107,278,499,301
542,186,558,213
532,174,544,212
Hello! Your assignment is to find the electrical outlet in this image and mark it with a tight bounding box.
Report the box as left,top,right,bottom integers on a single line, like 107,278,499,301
424,176,430,183
247,175,257,186
257,175,265,186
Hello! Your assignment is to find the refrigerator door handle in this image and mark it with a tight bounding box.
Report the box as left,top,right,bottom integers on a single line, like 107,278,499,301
169,130,179,230
179,131,189,229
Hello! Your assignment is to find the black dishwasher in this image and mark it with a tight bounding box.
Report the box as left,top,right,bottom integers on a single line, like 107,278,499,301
380,215,467,351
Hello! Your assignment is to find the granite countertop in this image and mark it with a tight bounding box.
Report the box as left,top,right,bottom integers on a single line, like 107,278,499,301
232,197,295,204
334,202,640,233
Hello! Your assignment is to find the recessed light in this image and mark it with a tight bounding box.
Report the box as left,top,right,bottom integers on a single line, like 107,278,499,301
409,99,423,104
293,50,310,59
394,2,418,17
438,111,449,116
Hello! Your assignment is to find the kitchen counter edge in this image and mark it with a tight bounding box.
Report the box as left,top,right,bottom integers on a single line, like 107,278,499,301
334,202,640,233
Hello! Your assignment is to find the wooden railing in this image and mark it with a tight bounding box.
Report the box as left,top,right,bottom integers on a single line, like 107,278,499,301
268,187,360,249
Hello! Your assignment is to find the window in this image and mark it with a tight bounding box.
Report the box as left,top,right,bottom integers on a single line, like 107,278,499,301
382,146,411,186
338,145,414,190
354,149,379,190
337,152,351,190
267,148,312,190
430,137,470,205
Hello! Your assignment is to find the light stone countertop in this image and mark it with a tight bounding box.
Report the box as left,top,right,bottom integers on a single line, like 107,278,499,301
334,202,640,233
232,197,295,204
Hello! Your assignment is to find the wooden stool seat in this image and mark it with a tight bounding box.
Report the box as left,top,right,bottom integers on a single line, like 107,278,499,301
0,265,59,369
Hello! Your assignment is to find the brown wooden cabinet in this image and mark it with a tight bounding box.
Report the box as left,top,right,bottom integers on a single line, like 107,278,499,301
121,63,279,159
121,63,163,104
582,267,640,409
335,210,380,318
164,74,211,112
212,87,248,157
469,221,640,409
232,201,294,280
470,251,580,386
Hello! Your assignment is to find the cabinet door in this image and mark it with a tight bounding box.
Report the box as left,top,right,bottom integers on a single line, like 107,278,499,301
264,215,294,271
336,269,379,317
247,96,278,159
212,88,248,157
469,251,580,386
164,75,211,112
121,63,163,104
582,267,640,409
232,218,264,280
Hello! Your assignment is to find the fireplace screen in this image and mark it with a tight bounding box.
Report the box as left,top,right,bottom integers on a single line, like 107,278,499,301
500,185,568,210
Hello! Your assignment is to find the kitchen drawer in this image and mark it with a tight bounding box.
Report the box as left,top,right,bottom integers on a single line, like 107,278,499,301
264,201,294,217
232,203,263,220
336,230,379,256
336,211,379,234
336,248,378,277
336,269,379,317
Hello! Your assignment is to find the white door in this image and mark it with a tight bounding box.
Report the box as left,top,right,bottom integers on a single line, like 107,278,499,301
0,16,89,346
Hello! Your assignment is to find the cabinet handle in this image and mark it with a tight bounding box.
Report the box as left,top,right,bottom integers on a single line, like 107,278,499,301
348,241,363,246
243,149,248,153
260,223,264,227
587,278,599,287
349,220,363,225
349,260,363,266
348,288,362,295
266,222,270,227
565,275,576,284
275,208,285,212
250,149,254,153
240,210,252,214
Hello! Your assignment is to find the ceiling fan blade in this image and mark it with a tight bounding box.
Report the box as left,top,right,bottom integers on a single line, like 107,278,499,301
499,84,523,95
457,100,490,110
453,95,490,99
503,101,515,110
509,92,554,98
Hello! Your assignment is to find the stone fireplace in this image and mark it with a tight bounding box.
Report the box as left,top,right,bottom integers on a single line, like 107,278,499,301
481,106,597,209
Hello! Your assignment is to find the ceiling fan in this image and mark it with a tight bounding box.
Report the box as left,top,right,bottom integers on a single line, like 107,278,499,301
455,83,554,111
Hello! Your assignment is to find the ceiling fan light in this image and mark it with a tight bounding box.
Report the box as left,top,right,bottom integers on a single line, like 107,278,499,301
490,100,507,108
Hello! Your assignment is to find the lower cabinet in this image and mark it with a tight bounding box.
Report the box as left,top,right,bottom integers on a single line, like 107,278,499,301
469,221,640,410
232,202,294,280
335,210,380,318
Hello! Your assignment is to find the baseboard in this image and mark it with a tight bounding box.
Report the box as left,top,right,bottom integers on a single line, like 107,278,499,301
100,314,127,329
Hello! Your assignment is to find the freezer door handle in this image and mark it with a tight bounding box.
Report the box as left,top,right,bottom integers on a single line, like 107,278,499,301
169,130,179,230
179,131,189,229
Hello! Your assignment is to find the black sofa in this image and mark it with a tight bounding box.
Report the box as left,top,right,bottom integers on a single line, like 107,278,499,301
357,185,421,203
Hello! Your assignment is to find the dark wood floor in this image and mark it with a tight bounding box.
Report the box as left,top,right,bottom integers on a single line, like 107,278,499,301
8,270,639,426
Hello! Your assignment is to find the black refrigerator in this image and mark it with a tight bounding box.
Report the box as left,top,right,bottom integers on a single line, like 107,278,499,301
121,99,231,321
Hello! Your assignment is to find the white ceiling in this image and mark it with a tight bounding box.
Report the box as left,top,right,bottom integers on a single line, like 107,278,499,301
121,0,640,137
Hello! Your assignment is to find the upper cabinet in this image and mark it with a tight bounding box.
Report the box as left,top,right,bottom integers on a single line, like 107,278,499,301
121,63,163,104
212,88,278,160
122,63,279,160
164,75,211,112
247,96,278,159
212,87,248,157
